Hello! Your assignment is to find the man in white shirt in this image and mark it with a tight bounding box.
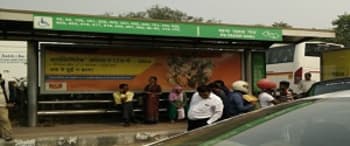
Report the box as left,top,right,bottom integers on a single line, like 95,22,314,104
257,78,278,108
259,92,276,108
298,72,316,94
187,85,223,131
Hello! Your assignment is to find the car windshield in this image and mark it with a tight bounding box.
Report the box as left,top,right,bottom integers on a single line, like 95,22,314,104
208,98,350,146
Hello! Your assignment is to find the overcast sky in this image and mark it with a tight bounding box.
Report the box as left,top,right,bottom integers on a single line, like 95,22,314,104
0,0,349,29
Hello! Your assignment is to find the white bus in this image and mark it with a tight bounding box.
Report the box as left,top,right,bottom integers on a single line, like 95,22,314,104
266,41,343,93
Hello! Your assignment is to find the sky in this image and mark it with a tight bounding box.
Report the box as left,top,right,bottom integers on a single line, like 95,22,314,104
0,0,349,29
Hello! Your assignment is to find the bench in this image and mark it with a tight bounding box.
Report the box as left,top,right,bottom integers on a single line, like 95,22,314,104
37,99,168,116
36,93,171,116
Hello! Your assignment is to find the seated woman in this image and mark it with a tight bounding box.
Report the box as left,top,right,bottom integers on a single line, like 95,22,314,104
168,85,187,123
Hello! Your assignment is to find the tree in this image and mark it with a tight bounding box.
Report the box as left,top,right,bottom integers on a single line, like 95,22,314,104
272,21,293,28
102,11,114,17
332,13,350,47
118,5,220,23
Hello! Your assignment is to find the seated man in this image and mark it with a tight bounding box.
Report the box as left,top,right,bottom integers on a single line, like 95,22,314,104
113,83,135,126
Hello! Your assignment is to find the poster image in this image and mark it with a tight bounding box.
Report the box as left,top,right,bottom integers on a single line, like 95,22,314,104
42,46,241,93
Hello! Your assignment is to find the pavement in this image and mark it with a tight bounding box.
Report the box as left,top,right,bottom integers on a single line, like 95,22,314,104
1,121,187,146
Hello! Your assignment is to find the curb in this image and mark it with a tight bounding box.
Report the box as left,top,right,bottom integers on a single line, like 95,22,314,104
1,130,184,146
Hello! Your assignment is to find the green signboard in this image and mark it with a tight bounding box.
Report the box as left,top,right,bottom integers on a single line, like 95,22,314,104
33,14,282,41
199,25,281,41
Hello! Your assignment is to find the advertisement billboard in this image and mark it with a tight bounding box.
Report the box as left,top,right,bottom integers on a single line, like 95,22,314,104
41,45,242,93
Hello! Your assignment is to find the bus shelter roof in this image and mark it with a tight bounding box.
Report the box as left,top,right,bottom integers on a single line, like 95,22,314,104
0,8,335,50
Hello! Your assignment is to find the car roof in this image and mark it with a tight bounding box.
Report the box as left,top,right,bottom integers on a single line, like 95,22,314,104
304,89,350,100
313,77,350,86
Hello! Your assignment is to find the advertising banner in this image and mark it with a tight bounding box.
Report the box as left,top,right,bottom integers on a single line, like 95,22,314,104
42,46,242,93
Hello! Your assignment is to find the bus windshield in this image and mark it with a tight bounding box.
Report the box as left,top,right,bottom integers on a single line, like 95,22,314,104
266,44,295,64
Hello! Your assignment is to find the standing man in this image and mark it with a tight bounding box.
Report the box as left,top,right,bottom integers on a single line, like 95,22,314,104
298,72,315,94
113,83,135,127
187,85,223,131
0,74,13,141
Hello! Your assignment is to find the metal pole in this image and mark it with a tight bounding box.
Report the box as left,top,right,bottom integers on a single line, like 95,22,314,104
27,41,38,127
245,50,253,94
241,50,246,81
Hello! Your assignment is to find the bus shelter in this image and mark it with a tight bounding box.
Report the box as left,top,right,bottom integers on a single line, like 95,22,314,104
0,9,335,126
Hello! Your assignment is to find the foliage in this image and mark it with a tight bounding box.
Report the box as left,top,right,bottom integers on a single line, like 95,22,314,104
332,13,350,47
272,21,293,28
118,5,220,23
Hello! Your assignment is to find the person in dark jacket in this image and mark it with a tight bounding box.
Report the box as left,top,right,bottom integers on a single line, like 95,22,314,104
224,80,254,118
213,80,231,96
209,82,230,120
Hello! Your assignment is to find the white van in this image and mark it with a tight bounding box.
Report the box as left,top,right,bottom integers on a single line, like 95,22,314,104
266,41,343,92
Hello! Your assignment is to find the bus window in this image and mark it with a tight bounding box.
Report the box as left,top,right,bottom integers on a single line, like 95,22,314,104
266,44,295,64
305,43,343,57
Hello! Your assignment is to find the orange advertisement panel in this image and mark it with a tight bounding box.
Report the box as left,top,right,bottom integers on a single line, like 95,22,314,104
41,46,241,93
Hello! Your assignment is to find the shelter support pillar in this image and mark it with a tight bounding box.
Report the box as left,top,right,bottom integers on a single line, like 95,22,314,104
27,41,38,127
243,49,253,94
243,49,267,95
